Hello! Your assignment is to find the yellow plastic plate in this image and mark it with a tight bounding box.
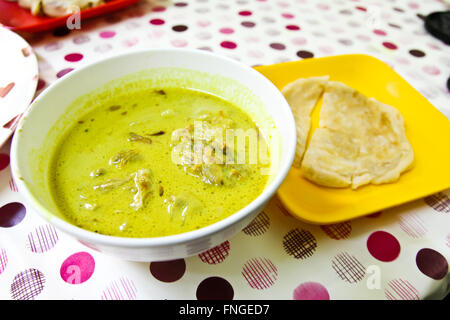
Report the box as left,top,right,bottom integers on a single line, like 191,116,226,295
255,54,450,224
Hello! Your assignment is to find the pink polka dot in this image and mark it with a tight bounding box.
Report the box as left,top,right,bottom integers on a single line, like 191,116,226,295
373,29,387,36
331,26,345,33
122,37,139,47
64,53,83,62
319,45,334,55
197,20,211,27
382,42,398,50
60,252,95,284
291,37,307,45
219,27,234,34
149,18,165,25
220,41,237,49
44,42,62,51
171,39,188,47
367,231,401,262
282,13,295,19
293,282,330,300
0,249,7,275
99,31,116,38
423,65,441,75
0,154,10,171
356,34,371,42
427,43,441,50
395,57,410,65
317,4,329,10
408,2,419,9
238,10,252,16
245,36,259,43
286,25,300,31
247,49,264,58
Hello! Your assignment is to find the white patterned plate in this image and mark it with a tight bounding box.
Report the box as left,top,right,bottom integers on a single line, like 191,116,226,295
0,26,38,147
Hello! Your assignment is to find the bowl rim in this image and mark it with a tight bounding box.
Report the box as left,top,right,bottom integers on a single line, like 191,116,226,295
10,48,297,248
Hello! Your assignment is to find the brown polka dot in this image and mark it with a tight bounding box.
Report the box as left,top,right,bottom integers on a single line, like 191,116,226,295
242,212,270,236
241,21,255,27
11,268,45,300
296,50,314,59
283,229,317,259
332,252,366,283
150,259,186,282
172,25,188,32
196,277,234,300
269,42,286,50
416,248,448,280
409,49,426,57
321,222,352,240
0,202,26,228
424,192,450,213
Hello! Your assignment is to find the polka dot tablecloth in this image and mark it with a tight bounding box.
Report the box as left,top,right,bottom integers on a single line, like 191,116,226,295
1,0,449,300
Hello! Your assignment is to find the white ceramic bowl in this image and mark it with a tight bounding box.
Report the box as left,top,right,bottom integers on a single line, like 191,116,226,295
11,49,296,262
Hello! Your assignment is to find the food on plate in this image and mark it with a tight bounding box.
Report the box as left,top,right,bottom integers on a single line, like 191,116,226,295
283,78,414,189
17,0,104,17
49,87,270,237
281,76,329,167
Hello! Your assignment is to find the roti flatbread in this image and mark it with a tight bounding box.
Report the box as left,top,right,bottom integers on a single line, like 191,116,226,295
301,81,414,189
281,76,329,167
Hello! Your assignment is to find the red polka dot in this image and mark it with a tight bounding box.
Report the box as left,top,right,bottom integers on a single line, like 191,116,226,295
0,154,10,171
149,18,165,25
238,10,252,16
355,6,367,11
367,231,401,262
286,24,300,30
382,42,398,50
242,257,278,289
220,41,237,49
64,53,83,62
99,31,116,38
373,29,387,36
36,79,46,91
219,28,234,34
293,282,330,300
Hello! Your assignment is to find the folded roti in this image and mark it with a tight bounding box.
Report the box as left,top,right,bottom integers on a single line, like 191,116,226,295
301,81,414,189
282,76,329,167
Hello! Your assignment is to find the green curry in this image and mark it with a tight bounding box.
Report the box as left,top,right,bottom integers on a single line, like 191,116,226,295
49,87,270,238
